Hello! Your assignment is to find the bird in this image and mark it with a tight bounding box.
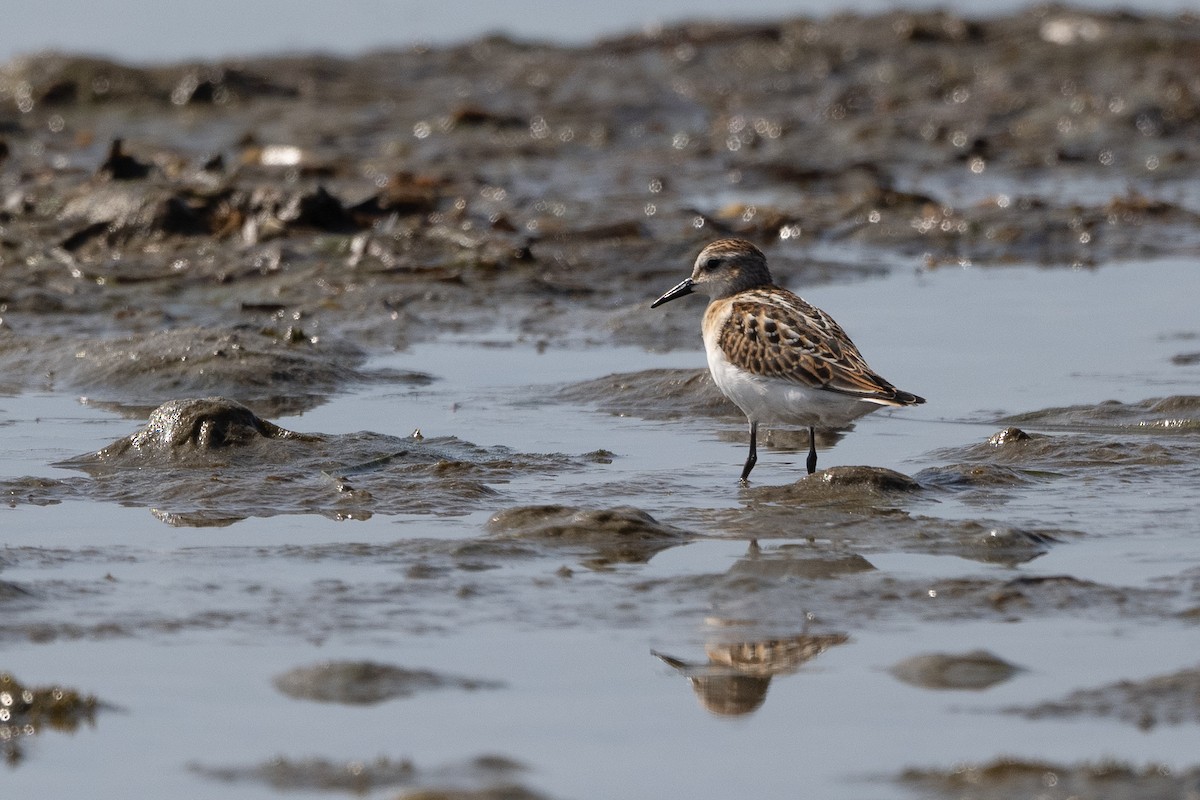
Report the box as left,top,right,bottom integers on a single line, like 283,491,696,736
651,238,924,483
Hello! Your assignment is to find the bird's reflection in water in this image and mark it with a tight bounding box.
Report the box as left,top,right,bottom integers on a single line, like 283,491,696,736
653,629,848,716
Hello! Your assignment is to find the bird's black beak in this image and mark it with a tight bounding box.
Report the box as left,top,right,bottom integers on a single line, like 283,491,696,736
650,278,695,308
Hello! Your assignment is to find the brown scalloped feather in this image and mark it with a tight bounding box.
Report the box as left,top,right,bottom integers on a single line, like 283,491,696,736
717,288,925,406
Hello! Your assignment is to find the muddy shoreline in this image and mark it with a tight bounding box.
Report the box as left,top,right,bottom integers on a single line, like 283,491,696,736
4,7,1200,408
3,7,1200,799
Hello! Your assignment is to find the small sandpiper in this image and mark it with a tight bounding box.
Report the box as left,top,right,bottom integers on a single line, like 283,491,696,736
651,238,924,483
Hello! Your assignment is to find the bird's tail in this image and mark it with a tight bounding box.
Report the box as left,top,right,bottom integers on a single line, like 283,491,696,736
890,389,925,406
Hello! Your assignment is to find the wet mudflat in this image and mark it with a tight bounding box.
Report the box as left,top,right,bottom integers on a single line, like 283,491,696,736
3,7,1200,799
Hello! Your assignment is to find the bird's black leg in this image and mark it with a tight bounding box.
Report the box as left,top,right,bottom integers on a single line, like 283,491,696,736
806,426,818,474
739,421,758,484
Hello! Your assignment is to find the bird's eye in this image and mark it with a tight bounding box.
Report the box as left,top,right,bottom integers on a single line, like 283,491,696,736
702,257,721,271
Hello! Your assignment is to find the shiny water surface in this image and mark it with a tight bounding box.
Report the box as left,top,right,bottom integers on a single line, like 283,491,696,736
3,257,1198,798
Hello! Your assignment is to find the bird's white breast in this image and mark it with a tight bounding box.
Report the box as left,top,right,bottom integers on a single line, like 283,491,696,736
702,301,886,429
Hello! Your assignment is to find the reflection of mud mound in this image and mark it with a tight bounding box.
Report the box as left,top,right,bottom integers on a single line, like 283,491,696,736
557,368,736,420
936,574,1170,619
702,557,1158,630
0,327,430,416
193,755,416,793
707,482,1066,564
0,672,103,765
273,661,502,705
191,753,540,797
890,650,1022,691
953,526,1062,564
1008,663,1200,729
487,504,691,566
901,757,1200,800
727,550,876,581
10,397,576,523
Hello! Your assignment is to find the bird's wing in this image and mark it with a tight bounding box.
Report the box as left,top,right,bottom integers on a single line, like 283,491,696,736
718,288,921,404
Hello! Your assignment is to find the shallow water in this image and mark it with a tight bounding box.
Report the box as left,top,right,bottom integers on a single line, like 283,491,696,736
3,256,1199,799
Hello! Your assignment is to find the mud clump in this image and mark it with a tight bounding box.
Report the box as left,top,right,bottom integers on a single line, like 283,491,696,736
20,397,577,523
808,465,923,492
92,397,309,459
1001,396,1200,432
987,427,1032,445
746,465,923,503
273,661,502,705
486,505,691,566
890,650,1022,691
0,327,428,417
930,409,1200,484
914,459,1059,515
486,504,687,541
916,463,1035,492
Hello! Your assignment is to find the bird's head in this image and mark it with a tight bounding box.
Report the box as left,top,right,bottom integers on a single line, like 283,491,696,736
651,238,774,308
